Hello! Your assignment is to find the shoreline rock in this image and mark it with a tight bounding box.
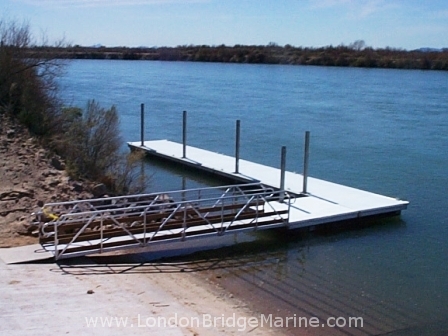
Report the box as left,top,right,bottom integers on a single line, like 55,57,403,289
0,114,93,247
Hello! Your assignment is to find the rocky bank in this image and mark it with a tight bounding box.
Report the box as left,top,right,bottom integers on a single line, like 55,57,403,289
0,114,94,247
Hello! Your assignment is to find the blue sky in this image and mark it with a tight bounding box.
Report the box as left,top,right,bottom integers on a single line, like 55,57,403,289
2,0,448,49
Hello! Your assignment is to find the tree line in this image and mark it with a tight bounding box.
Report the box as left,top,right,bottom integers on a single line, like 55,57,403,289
31,41,448,71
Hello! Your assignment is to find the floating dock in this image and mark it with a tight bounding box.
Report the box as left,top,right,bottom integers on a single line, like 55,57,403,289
8,125,408,262
128,139,408,229
5,137,408,262
2,107,409,263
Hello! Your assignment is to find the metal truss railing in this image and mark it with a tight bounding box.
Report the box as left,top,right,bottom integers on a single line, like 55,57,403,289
35,182,291,260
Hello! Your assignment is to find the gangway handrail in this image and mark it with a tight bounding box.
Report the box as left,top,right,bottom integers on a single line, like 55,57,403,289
41,192,270,222
38,187,280,227
40,182,268,208
35,182,276,224
39,191,289,238
37,184,293,260
39,195,283,242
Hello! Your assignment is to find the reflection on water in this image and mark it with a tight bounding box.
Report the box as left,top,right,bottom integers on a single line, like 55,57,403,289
139,155,235,193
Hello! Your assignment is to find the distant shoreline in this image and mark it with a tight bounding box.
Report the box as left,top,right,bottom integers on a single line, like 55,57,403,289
29,44,448,71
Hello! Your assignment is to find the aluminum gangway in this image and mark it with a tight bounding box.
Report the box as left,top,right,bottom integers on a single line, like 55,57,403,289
35,183,292,260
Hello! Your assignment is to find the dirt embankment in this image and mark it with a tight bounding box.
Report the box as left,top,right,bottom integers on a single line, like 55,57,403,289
0,114,93,248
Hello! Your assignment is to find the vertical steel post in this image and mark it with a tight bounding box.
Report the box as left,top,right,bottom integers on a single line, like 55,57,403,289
140,103,145,146
235,120,241,173
182,110,187,158
303,131,310,194
280,146,286,202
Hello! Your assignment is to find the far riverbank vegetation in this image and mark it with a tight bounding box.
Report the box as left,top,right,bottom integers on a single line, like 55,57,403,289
31,40,448,71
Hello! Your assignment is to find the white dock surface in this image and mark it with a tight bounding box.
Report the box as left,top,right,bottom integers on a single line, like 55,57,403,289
129,140,408,229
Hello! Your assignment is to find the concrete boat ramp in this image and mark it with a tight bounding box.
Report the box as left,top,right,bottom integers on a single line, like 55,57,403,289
129,139,408,228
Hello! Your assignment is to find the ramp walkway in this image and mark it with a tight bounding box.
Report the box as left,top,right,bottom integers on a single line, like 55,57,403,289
34,183,291,260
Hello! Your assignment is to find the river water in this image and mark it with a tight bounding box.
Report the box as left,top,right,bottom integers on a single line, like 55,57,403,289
59,60,448,335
